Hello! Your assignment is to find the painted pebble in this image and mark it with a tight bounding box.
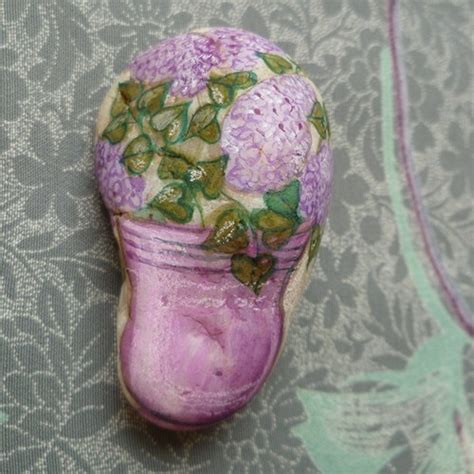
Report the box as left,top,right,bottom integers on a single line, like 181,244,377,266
95,27,333,430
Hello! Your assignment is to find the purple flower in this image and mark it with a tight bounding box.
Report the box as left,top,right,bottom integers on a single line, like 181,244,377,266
222,74,316,193
299,143,333,224
95,140,145,212
206,27,284,70
129,33,221,98
128,28,286,98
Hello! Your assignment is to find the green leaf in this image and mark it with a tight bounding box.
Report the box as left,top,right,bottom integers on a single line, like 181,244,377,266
199,120,220,143
262,227,294,250
231,253,275,294
208,82,234,107
307,225,323,267
124,134,152,158
149,183,194,223
150,103,190,144
185,155,228,199
138,82,170,114
257,52,294,74
251,209,297,250
123,134,153,175
202,208,249,254
118,80,143,104
158,151,192,180
132,207,166,222
308,101,330,139
102,113,128,144
254,181,302,250
212,71,258,89
263,180,301,220
124,153,153,175
110,93,127,117
251,209,294,231
186,104,220,143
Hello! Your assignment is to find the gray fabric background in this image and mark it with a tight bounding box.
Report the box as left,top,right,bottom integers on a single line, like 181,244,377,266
0,0,472,472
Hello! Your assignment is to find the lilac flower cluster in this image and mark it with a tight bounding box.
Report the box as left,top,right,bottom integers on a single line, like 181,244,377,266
299,143,333,224
129,28,284,98
222,74,316,193
129,33,221,98
207,27,284,70
95,140,145,212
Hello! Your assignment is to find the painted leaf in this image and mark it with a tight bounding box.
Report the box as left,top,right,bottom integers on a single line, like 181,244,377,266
123,134,153,175
257,52,294,74
124,134,152,158
102,113,128,144
252,209,296,250
308,101,330,139
212,71,257,89
202,208,249,253
110,93,127,117
324,103,331,137
149,183,194,223
151,103,189,144
264,180,301,220
150,108,180,130
251,209,294,231
138,82,170,114
132,207,166,222
124,153,153,175
262,227,294,250
186,104,220,143
118,80,143,104
158,151,192,180
231,253,275,295
307,225,322,266
208,82,233,107
185,155,228,199
198,120,220,143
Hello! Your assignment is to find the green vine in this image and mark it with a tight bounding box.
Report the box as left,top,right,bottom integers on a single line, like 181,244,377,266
101,62,316,293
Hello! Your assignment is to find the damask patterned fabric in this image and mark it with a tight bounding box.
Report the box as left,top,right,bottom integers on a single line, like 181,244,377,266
0,1,472,473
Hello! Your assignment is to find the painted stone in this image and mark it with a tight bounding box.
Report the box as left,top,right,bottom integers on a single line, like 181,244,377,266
95,27,333,430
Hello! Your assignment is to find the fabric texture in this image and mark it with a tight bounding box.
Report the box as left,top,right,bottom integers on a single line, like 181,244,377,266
0,0,472,472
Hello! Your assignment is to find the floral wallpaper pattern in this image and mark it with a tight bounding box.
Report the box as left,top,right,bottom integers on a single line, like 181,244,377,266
0,0,472,472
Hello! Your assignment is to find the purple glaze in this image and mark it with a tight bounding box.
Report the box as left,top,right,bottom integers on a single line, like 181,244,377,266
118,218,307,427
222,75,316,193
299,143,333,224
95,140,145,212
